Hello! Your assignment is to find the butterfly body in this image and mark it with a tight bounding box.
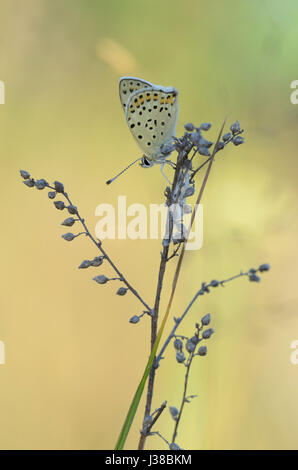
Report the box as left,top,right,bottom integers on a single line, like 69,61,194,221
119,77,179,169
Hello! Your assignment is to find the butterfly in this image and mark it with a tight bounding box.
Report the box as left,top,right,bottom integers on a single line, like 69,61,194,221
106,77,179,184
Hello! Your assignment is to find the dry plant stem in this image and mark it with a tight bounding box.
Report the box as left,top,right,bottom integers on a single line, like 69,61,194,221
60,189,151,313
172,352,195,443
139,243,170,449
170,119,226,303
138,122,225,450
149,431,171,448
165,265,270,443
146,401,167,433
156,290,203,366
156,268,253,365
138,143,193,450
167,242,182,262
190,128,243,183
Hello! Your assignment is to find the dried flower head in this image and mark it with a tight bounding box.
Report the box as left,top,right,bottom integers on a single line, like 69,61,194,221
93,275,109,284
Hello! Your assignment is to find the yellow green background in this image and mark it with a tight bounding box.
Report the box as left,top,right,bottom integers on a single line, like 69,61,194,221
1,0,298,450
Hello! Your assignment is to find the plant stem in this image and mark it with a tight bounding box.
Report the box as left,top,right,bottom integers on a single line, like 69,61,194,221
61,190,152,313
115,122,225,450
138,142,193,450
172,352,195,443
138,122,225,450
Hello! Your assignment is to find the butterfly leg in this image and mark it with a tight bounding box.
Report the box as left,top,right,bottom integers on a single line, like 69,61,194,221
160,162,172,185
165,159,176,169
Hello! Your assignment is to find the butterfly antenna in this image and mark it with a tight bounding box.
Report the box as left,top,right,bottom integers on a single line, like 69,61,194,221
106,158,142,185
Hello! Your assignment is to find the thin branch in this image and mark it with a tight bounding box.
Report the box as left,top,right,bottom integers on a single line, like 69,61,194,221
166,242,182,262
23,177,152,313
172,352,195,443
155,265,269,367
138,142,192,450
146,401,167,433
60,189,152,312
138,123,225,450
189,128,244,183
149,431,171,448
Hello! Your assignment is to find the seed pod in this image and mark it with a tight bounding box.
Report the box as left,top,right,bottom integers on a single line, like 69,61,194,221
78,260,91,269
90,256,104,267
54,181,64,193
200,122,211,131
201,313,211,326
129,315,140,324
222,132,231,142
198,346,207,356
23,178,35,188
198,145,210,156
184,123,195,132
190,130,201,146
54,201,65,210
173,338,183,351
259,263,270,272
249,273,261,282
200,137,213,148
61,217,76,227
20,170,30,180
186,339,196,353
35,179,46,190
93,275,108,284
67,205,78,215
232,135,244,146
35,179,47,190
169,407,179,419
176,351,186,363
230,121,241,133
62,232,75,241
116,287,128,296
190,335,199,345
202,328,214,339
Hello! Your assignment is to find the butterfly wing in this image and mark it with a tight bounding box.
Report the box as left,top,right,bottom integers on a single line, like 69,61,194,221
124,87,179,160
119,77,154,111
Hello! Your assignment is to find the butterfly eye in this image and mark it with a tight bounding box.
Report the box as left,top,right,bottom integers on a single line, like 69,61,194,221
141,157,152,167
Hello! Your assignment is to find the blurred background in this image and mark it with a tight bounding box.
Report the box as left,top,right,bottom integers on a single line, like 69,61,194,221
1,0,298,450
